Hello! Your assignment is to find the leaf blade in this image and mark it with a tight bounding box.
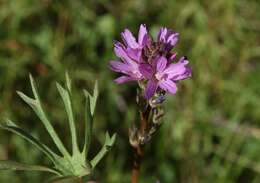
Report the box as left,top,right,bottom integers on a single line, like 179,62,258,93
56,82,79,155
89,81,98,116
18,75,70,158
65,72,72,93
0,160,60,175
82,93,93,155
90,132,116,169
0,120,59,163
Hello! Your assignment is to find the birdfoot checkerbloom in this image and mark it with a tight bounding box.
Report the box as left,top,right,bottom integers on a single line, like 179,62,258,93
109,24,191,99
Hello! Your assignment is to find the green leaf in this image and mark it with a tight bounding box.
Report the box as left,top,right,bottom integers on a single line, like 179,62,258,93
0,120,59,163
82,82,98,155
65,72,72,93
16,91,38,110
56,82,79,155
104,132,117,147
91,81,98,115
29,74,40,101
83,81,98,116
90,132,116,169
0,160,60,175
17,75,70,158
82,94,93,155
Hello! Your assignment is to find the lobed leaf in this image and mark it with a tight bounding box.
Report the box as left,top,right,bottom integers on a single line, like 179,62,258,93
83,80,98,116
17,75,70,158
90,132,116,169
16,91,38,110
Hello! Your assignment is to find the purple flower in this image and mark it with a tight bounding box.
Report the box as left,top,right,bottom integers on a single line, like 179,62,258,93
140,56,191,99
109,24,149,83
109,45,143,84
121,24,149,50
121,24,150,62
157,27,179,52
109,24,191,99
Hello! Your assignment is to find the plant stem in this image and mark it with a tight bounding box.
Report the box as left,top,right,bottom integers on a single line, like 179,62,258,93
131,145,144,183
131,105,151,183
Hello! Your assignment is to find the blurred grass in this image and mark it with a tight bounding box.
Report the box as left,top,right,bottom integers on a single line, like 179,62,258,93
0,0,260,182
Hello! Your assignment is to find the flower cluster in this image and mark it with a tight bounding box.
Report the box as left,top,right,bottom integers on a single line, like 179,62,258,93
109,24,191,99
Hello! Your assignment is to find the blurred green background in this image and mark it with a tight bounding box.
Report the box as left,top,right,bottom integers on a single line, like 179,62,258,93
0,0,260,182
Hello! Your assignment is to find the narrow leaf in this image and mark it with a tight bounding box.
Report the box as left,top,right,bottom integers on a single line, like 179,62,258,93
65,72,72,93
83,81,98,116
0,120,59,163
82,94,93,155
0,160,60,175
91,81,98,116
29,74,40,101
16,91,37,110
18,75,70,158
90,132,116,169
82,81,98,154
105,132,117,147
56,83,79,155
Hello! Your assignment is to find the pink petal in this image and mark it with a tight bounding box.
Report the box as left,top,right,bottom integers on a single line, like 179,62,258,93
163,57,189,78
113,42,126,58
159,80,177,94
157,28,167,42
145,80,158,99
138,24,148,45
167,33,178,46
121,29,139,49
156,56,167,72
167,53,178,65
173,66,192,80
139,63,154,79
114,76,135,84
114,42,134,64
169,53,177,62
126,47,142,62
109,61,132,74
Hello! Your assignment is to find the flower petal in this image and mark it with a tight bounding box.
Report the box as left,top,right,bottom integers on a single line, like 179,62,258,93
114,42,134,64
145,80,158,99
126,47,142,62
138,24,148,45
163,57,189,78
109,61,132,74
169,53,177,62
139,63,154,79
156,56,167,72
114,42,126,58
114,76,135,84
167,33,178,46
121,29,139,49
157,28,167,42
173,66,192,80
159,80,177,94
157,28,179,51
